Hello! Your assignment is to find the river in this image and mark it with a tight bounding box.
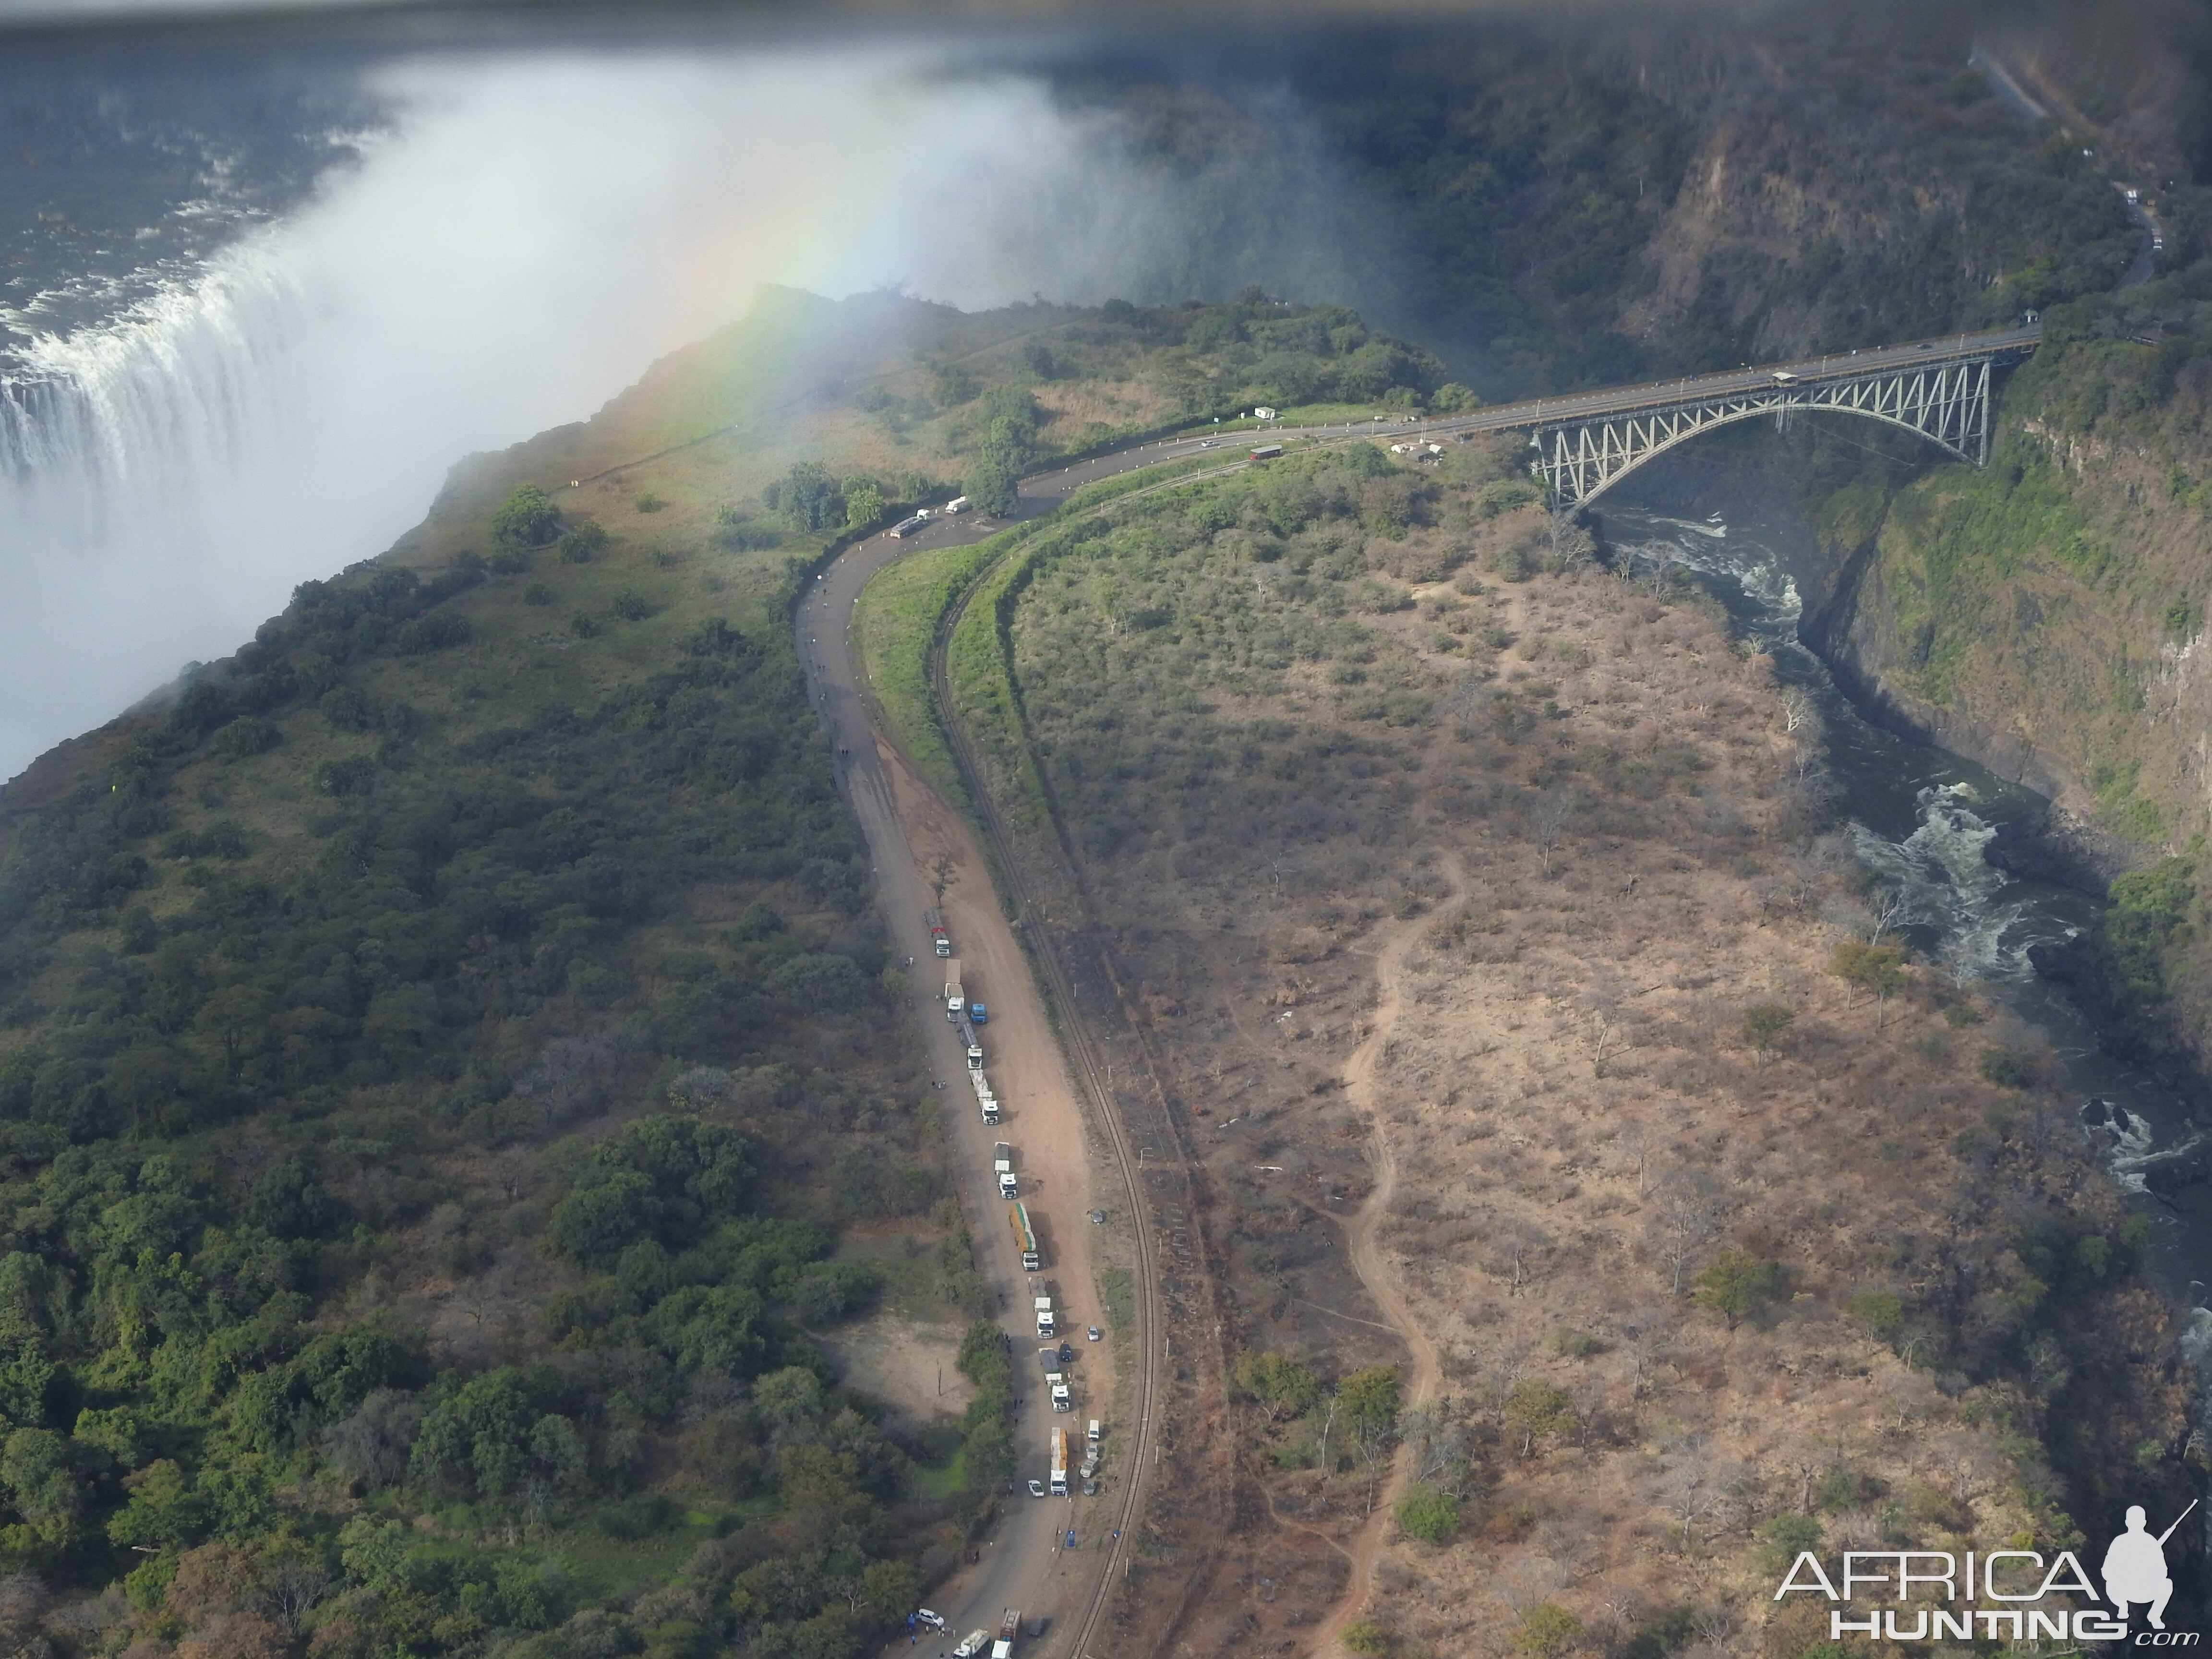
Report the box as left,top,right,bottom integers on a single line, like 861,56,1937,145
1595,493,2212,1306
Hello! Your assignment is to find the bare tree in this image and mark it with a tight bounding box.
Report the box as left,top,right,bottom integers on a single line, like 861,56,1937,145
1619,1121,1654,1196
1617,1309,1679,1398
1652,1172,1727,1296
1493,1223,1552,1296
1529,789,1574,877
1779,686,1815,734
264,1561,332,1634
1659,1451,1716,1545
1400,1399,1475,1496
1866,884,1920,945
1583,982,1625,1073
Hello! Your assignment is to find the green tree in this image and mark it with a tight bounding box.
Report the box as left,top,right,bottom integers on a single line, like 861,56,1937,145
1232,1350,1321,1421
1503,1380,1576,1458
1840,1290,1903,1341
1395,1482,1461,1544
1829,940,1908,1028
492,484,561,549
766,463,846,532
1743,1002,1794,1061
1512,1603,1584,1659
1692,1248,1785,1330
1341,1621,1391,1654
843,484,885,531
1755,1511,1824,1575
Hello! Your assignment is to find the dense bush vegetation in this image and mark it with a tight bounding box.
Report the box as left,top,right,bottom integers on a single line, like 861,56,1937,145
0,479,989,1658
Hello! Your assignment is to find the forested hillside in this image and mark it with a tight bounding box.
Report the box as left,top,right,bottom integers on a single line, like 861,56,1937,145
1073,1,2161,396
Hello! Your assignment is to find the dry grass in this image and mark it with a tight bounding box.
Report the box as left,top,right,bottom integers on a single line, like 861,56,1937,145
955,450,2195,1656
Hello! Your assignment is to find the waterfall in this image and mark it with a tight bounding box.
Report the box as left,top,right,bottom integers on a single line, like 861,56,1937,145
0,45,1377,782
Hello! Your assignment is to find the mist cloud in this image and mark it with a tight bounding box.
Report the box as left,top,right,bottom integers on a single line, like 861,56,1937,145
0,42,1371,780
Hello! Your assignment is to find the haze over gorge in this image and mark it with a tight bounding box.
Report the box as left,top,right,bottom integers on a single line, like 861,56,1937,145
0,39,1371,781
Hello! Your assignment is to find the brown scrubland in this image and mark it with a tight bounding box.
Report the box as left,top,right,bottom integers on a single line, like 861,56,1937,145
950,438,2196,1656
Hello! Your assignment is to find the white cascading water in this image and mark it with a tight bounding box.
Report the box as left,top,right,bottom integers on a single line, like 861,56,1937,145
0,46,1369,781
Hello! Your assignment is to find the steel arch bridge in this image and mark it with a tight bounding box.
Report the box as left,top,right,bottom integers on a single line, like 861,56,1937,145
1426,326,2040,507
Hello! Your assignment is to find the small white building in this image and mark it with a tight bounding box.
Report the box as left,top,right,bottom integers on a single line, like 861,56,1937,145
1253,407,1278,421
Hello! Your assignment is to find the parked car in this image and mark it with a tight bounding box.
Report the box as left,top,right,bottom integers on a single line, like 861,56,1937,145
1027,1479,1046,1498
914,1611,946,1631
1087,1326,1103,1342
1082,1479,1099,1496
1058,1342,1074,1363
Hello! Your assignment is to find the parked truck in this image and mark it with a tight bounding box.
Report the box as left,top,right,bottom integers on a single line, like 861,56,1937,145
943,962,964,1020
974,1073,1000,1125
1048,1371,1071,1412
1010,1203,1039,1271
1049,1430,1069,1496
924,908,950,958
991,1610,1021,1659
1034,1294,1056,1339
994,1143,1018,1199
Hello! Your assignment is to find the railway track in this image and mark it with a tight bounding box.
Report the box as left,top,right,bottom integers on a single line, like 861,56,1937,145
926,538,1207,1658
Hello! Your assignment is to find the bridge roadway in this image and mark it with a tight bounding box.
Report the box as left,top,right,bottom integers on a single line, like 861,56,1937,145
1423,323,2041,439
1014,324,2042,508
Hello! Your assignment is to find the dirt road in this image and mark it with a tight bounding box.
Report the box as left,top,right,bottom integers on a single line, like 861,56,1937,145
799,529,1114,1657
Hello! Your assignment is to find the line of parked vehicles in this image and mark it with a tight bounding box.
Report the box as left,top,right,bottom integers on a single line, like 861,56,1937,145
915,910,1109,1653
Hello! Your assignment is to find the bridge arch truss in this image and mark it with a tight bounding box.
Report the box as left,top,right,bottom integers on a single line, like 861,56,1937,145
1530,356,1996,507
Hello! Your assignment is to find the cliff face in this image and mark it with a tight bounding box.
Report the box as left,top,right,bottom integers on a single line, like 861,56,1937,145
1755,276,2212,1082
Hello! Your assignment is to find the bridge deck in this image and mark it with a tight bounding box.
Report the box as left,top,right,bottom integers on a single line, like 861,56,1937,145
1431,325,2040,436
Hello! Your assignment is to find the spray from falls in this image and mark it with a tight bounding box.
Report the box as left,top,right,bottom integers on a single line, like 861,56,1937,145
0,44,1373,780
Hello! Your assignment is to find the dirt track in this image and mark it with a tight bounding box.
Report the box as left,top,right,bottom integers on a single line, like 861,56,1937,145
800,534,1116,1657
1306,867,1459,1655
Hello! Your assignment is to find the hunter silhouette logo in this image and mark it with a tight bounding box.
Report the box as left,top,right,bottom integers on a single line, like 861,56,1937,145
1772,1498,2202,1644
2105,1501,2195,1631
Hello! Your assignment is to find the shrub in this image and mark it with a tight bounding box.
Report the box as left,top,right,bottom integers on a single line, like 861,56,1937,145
314,756,376,797
597,1494,678,1539
390,612,471,655
611,590,651,622
1976,1046,2037,1088
1342,1622,1392,1654
1755,1511,1823,1575
1840,1290,1903,1338
1395,1482,1461,1544
1743,1002,1794,1058
1691,1249,1785,1328
492,484,561,548
557,520,611,564
213,717,280,758
1512,1604,1584,1659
